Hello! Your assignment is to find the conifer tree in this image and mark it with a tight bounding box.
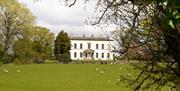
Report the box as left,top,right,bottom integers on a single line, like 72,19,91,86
54,31,71,63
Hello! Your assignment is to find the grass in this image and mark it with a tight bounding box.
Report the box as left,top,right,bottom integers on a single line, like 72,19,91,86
0,64,172,91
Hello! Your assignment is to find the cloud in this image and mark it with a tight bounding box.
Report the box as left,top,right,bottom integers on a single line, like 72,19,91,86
37,20,105,36
19,0,114,36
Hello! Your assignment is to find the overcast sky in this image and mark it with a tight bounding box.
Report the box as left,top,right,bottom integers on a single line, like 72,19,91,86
19,0,114,37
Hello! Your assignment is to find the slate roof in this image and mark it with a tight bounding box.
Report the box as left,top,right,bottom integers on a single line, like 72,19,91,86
70,36,113,41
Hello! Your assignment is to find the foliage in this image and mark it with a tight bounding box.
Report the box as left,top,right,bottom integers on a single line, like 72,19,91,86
0,0,55,64
0,0,35,63
13,29,34,64
54,30,71,63
13,26,55,64
57,53,71,63
31,26,55,63
0,52,13,63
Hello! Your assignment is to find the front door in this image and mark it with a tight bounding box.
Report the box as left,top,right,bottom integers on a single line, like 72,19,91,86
85,53,93,59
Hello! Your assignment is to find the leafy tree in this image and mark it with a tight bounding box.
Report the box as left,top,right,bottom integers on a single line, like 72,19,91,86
62,0,180,90
31,26,55,63
0,0,35,63
54,30,71,63
13,26,55,64
13,32,34,64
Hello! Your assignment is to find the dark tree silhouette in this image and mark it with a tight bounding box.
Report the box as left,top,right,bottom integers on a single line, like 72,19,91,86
54,30,71,63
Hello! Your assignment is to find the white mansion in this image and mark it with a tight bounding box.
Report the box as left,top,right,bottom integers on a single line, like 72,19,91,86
69,35,114,60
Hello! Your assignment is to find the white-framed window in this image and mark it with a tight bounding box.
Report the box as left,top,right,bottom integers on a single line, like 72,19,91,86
80,43,83,49
102,53,104,58
102,44,104,49
80,52,83,58
96,44,98,49
88,43,91,49
74,43,77,49
96,53,98,58
74,52,77,58
107,53,110,58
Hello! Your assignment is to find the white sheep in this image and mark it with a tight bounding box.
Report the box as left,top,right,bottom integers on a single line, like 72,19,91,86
3,69,8,73
100,70,104,74
117,78,120,81
17,70,21,73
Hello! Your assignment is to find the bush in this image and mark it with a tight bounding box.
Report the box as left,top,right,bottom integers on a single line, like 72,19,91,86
57,53,71,63
0,52,13,64
44,60,57,64
13,58,22,65
13,57,33,64
32,57,45,64
0,61,3,65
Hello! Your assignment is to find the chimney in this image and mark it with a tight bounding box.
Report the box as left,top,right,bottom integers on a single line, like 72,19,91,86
83,34,85,37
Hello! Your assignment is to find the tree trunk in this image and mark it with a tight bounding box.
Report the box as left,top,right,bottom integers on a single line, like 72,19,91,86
3,24,12,54
4,35,11,54
164,28,180,91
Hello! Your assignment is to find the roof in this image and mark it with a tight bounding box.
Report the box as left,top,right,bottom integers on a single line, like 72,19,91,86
70,37,113,41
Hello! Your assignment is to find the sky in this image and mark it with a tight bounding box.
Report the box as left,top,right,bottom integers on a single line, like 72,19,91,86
19,0,114,37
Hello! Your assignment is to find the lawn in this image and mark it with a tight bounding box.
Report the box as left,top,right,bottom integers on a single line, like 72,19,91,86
0,64,172,91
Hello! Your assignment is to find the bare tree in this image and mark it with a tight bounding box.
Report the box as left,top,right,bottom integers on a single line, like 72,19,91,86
62,0,180,90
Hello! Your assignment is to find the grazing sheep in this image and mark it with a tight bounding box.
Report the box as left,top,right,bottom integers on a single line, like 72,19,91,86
100,70,104,74
103,67,107,70
117,78,120,81
3,69,8,73
17,70,21,73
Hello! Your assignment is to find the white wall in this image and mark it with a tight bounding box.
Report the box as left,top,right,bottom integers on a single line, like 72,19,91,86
70,40,114,60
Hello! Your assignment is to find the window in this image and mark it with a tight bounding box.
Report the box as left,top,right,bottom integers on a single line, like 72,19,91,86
85,53,88,57
80,52,83,58
107,53,110,58
102,53,104,58
96,53,98,58
88,43,91,49
74,43,77,49
74,52,77,58
80,43,83,49
96,44,98,49
102,44,104,49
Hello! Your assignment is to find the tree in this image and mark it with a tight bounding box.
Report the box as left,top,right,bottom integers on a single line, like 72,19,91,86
62,0,180,90
13,26,55,64
112,28,150,60
54,30,71,63
13,29,34,64
0,0,35,63
31,26,55,63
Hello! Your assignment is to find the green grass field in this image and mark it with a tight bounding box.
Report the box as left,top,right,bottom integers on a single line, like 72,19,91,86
0,64,172,91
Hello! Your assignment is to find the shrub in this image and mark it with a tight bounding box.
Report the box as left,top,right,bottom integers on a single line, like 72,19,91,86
13,57,33,64
57,53,71,63
0,52,13,64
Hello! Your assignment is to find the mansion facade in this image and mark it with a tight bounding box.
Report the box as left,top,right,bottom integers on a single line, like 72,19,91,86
69,35,114,60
